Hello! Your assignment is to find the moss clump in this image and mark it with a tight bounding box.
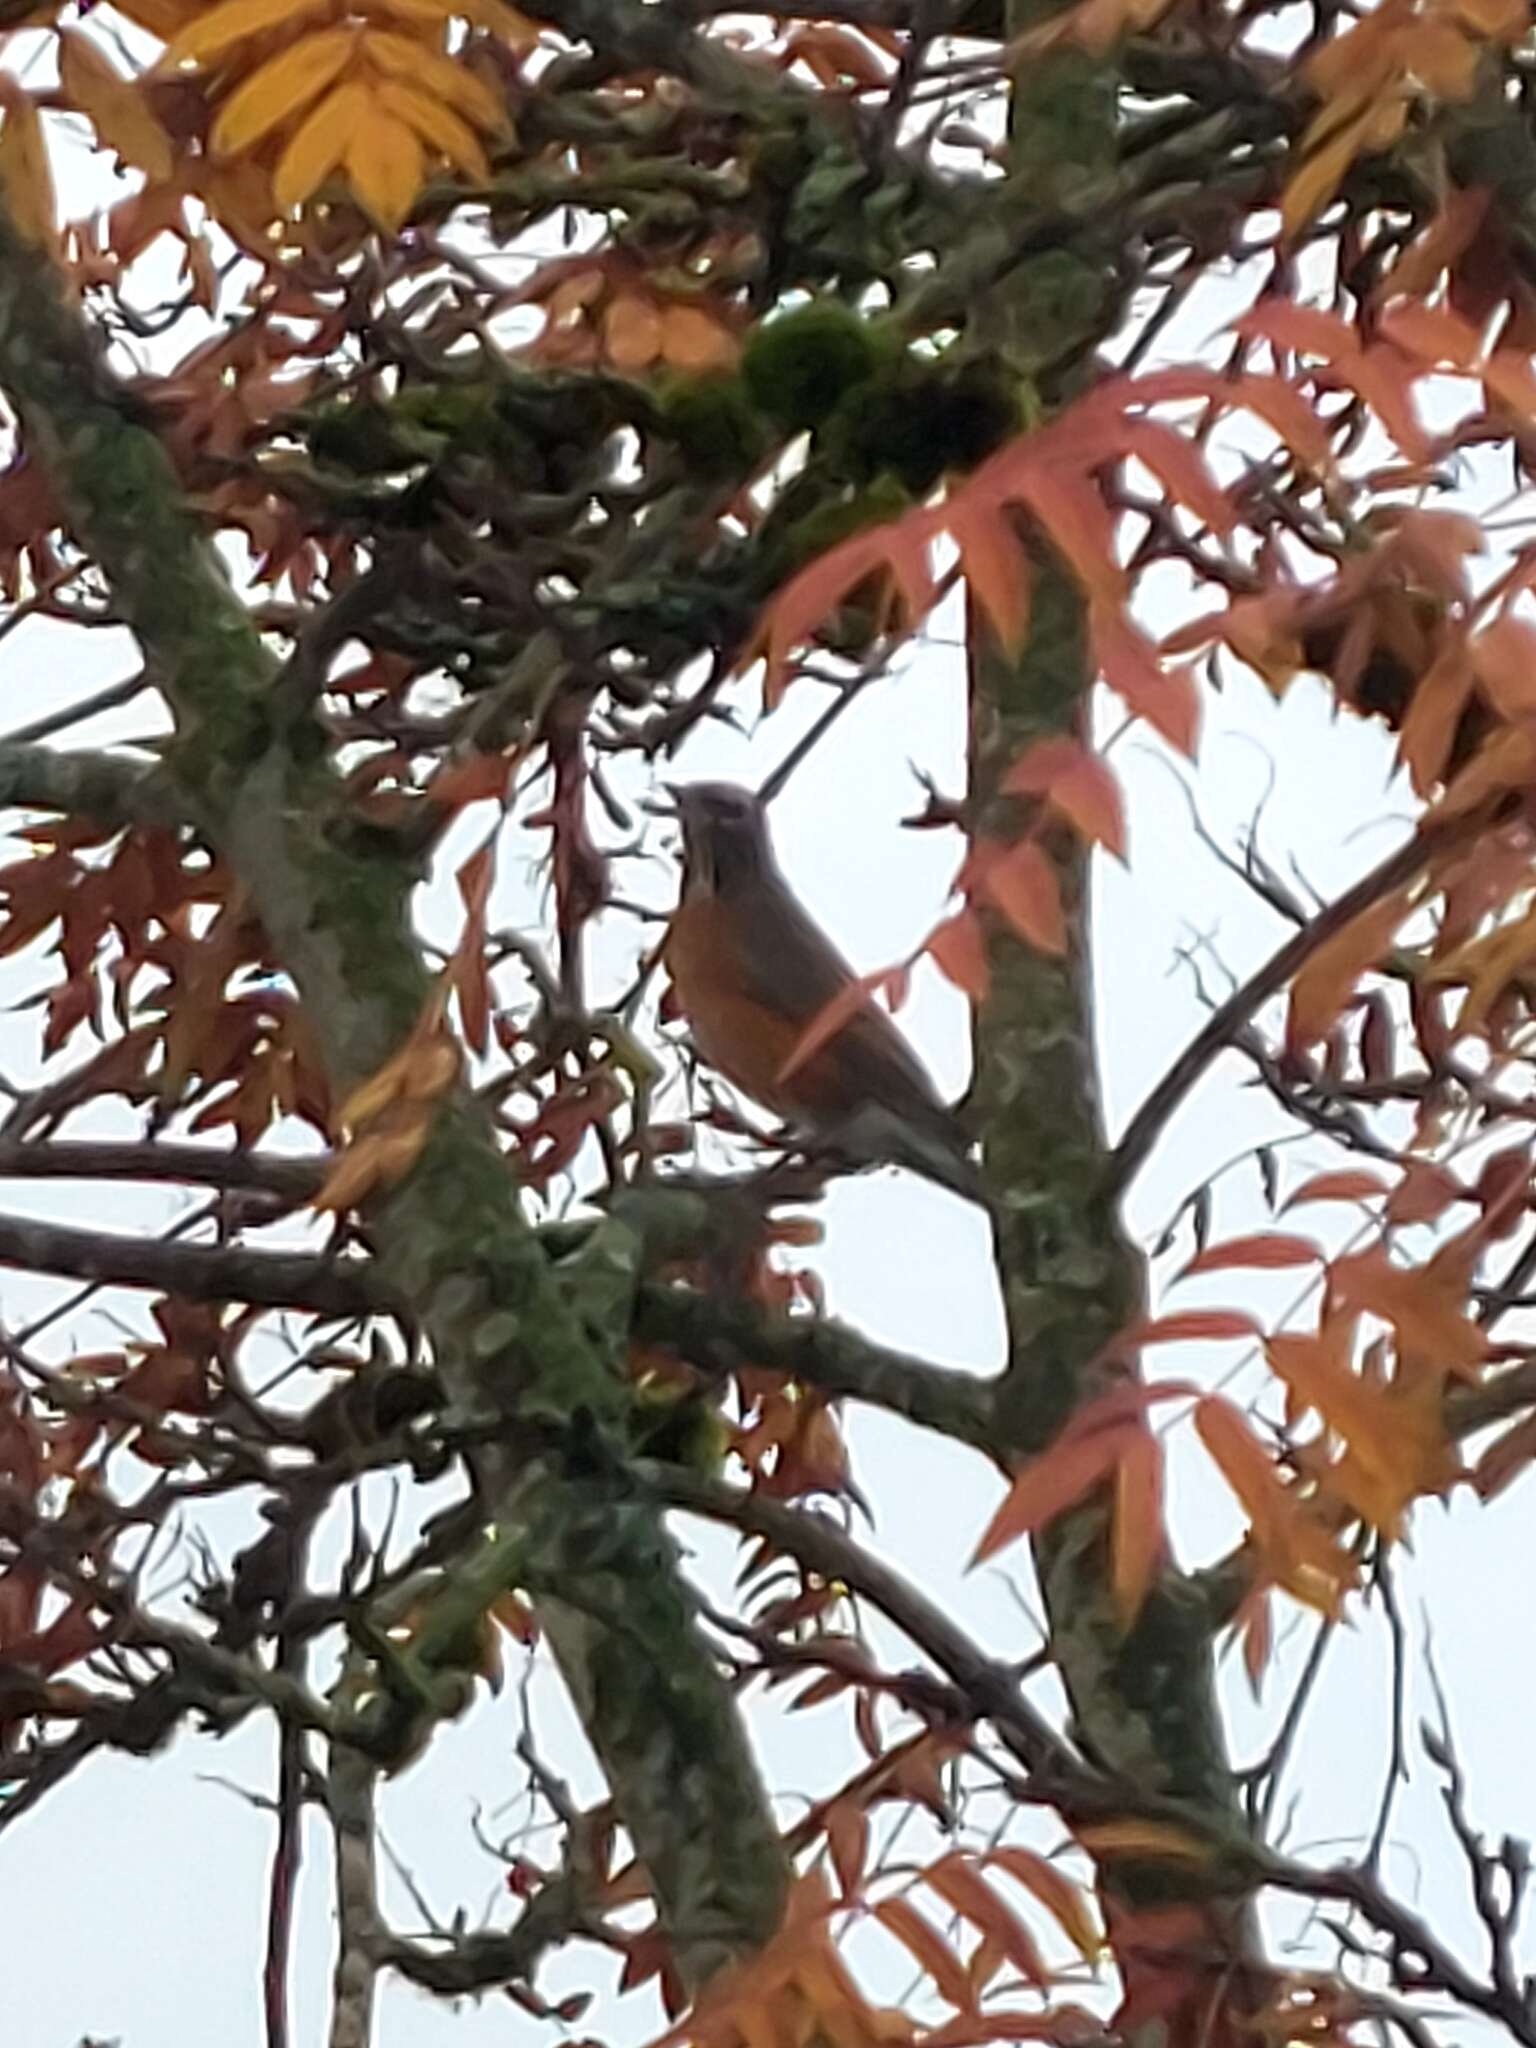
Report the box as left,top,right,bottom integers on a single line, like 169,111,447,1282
655,374,771,479
741,300,890,432
825,358,1021,493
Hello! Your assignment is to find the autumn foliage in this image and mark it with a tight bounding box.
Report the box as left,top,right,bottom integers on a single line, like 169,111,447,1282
3,3,1536,2048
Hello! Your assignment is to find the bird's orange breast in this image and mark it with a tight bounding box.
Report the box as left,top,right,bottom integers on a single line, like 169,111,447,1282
664,894,845,1120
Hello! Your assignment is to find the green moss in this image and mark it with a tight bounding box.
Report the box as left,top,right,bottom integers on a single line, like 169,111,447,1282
655,374,771,479
825,357,1021,492
742,300,891,432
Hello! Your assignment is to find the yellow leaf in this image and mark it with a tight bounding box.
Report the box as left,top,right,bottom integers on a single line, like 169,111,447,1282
1282,99,1404,241
367,0,457,19
345,103,424,228
58,32,175,181
166,0,331,67
0,90,56,252
273,79,367,210
211,27,356,156
1074,1819,1209,1864
361,30,503,129
111,0,198,35
375,79,490,179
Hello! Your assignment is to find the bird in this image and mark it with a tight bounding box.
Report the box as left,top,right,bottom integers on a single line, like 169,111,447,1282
660,780,983,1203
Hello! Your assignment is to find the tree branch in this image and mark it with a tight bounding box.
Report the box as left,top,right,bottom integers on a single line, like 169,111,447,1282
0,739,184,832
1108,814,1478,1198
0,1208,382,1318
633,1284,1000,1455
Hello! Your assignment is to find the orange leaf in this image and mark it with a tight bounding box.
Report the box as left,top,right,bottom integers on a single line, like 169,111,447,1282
1472,613,1536,721
978,840,1066,954
1232,374,1335,473
359,31,503,128
952,498,1033,654
1118,420,1233,534
1094,612,1200,754
1483,347,1536,422
604,293,664,371
984,1849,1101,1962
377,78,492,180
926,1855,1049,1988
1005,739,1126,857
750,523,912,706
1237,1585,1272,1697
1235,301,1360,362
1287,886,1413,1050
971,1422,1133,1565
776,973,879,1087
1179,1232,1321,1277
874,1898,972,2009
660,301,737,372
166,0,331,65
1375,187,1490,302
825,1799,869,1898
0,86,55,251
345,104,423,229
1331,1241,1488,1377
1398,643,1477,795
1112,1427,1163,1625
59,32,175,180
210,26,355,155
1011,466,1124,605
1194,1395,1357,1613
1385,1158,1461,1224
273,79,366,208
926,910,990,1001
1377,299,1484,371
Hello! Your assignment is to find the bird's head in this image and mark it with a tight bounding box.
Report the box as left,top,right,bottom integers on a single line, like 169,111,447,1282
664,781,775,891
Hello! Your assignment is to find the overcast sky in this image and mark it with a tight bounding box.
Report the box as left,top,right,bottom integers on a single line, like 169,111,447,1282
2,21,1534,2048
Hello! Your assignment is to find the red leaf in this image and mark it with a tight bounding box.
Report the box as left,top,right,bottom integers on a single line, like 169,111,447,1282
1131,1310,1262,1345
1385,1159,1463,1224
1282,1169,1389,1210
1232,374,1335,472
1234,301,1360,361
927,910,990,1000
1011,464,1125,604
1118,420,1234,534
1376,300,1484,371
972,1422,1134,1565
978,839,1066,953
1005,739,1126,857
1094,611,1200,754
777,972,880,1086
951,497,1033,652
1178,1232,1321,1277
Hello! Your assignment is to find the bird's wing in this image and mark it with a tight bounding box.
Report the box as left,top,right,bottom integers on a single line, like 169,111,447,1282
725,875,960,1134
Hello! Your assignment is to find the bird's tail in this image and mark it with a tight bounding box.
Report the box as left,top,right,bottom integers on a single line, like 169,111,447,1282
824,1104,988,1207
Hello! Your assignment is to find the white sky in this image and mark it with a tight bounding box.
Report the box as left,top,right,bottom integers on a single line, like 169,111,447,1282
1,18,1534,2048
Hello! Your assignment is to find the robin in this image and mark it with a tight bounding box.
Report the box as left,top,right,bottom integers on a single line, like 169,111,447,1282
661,781,983,1203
